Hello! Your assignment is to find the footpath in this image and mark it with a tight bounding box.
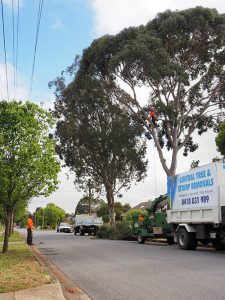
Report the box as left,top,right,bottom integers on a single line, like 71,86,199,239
0,233,90,300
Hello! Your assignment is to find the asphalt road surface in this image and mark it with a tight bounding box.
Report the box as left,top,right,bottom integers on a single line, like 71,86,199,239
30,230,225,300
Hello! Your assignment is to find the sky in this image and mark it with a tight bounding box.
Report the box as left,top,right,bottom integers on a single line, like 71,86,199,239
0,0,224,213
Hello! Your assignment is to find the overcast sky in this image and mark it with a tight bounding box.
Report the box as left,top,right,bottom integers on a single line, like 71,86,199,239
0,0,224,213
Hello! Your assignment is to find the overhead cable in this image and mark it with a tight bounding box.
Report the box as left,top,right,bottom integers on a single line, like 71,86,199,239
12,0,16,98
15,0,20,98
0,0,9,101
29,0,44,100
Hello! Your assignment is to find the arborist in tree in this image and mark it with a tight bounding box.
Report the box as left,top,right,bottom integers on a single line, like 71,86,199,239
137,214,144,222
149,109,157,126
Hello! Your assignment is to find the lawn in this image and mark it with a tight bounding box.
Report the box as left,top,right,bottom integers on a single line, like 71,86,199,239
0,232,52,293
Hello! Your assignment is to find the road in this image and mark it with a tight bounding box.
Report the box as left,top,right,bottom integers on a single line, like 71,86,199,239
30,230,225,300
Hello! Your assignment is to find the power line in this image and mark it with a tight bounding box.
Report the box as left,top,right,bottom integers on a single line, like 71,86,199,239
0,0,9,101
12,0,16,98
15,0,20,98
29,0,44,100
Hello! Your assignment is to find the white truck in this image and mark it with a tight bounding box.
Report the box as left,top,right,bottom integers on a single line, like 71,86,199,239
74,214,103,236
167,161,225,250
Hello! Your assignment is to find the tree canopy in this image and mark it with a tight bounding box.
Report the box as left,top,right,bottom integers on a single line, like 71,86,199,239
77,6,225,176
0,100,60,253
35,203,65,229
51,75,148,224
96,201,131,222
75,196,104,215
215,121,225,157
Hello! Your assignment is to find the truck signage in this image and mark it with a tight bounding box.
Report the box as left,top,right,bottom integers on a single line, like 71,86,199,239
167,163,219,209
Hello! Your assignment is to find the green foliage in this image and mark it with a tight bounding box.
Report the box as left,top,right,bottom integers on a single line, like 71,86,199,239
51,73,147,224
35,203,65,229
212,156,222,162
18,214,27,228
0,100,60,252
77,7,225,177
215,121,225,157
96,203,109,222
96,201,131,222
0,100,60,208
75,196,104,215
124,209,148,222
96,221,132,240
190,160,200,169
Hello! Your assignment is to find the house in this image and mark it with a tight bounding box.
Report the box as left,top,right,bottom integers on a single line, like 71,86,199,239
133,199,168,211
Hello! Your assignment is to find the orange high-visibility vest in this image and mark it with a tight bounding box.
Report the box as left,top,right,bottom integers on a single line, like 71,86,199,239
137,215,144,222
150,111,156,118
26,218,33,229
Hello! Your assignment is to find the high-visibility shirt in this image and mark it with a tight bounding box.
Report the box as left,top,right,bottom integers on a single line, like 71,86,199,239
26,218,33,229
150,111,156,118
137,215,144,222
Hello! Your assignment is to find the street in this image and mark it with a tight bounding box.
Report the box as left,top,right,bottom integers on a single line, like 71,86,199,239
30,230,225,300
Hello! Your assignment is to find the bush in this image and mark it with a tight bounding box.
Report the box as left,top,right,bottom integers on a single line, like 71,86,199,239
96,221,132,240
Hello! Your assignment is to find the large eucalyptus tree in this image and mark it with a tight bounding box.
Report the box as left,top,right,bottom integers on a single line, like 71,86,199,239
50,76,147,224
77,6,225,176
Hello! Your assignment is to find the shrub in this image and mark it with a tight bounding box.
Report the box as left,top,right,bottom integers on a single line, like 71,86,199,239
96,221,132,240
96,224,111,239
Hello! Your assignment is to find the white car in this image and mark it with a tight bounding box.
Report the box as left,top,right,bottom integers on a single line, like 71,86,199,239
57,222,71,233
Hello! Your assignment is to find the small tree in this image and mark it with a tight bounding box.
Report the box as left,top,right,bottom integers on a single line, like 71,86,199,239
0,101,60,253
44,203,65,229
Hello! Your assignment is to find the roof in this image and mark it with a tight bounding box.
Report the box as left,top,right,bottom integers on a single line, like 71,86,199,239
132,201,151,210
133,199,168,211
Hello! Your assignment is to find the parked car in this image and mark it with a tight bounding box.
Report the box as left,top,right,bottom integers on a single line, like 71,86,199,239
57,222,71,233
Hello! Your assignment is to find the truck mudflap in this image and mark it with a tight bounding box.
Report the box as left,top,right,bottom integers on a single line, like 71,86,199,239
176,224,196,233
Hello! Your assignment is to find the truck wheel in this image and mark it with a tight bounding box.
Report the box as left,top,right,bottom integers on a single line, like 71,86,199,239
167,237,175,245
212,240,225,251
137,232,146,244
177,228,198,250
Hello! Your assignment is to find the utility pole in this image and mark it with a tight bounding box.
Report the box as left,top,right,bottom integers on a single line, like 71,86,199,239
42,210,44,230
88,179,91,215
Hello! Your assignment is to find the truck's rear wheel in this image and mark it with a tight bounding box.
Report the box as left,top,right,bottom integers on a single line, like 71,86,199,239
137,232,146,244
212,240,225,251
177,228,198,250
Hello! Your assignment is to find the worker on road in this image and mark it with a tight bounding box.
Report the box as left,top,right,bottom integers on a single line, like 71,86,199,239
26,214,34,245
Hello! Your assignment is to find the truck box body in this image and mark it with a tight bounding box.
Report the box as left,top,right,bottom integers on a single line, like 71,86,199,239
167,161,225,224
75,215,103,226
74,214,103,235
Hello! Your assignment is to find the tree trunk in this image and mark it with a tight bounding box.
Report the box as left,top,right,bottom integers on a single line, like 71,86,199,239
105,183,115,225
2,208,12,254
9,211,14,236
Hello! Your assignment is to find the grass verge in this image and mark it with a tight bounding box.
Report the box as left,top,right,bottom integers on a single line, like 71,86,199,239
0,232,52,293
